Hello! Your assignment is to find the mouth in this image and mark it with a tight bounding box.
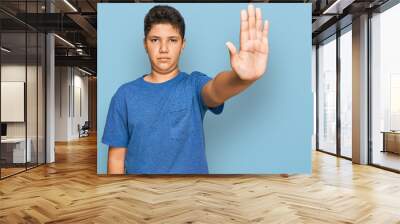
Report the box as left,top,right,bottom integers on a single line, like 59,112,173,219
158,57,170,60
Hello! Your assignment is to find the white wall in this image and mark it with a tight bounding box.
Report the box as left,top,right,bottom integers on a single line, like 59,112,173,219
55,67,89,141
71,71,89,139
55,66,69,141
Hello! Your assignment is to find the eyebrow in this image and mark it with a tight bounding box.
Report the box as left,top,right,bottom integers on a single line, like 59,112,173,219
148,36,179,38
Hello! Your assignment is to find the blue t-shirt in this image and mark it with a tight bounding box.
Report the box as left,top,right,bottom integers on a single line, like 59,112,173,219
102,71,224,174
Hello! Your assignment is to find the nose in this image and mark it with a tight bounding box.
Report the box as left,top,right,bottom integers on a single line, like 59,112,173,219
159,40,168,53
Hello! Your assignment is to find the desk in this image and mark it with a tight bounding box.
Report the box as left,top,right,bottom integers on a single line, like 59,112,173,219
381,131,400,154
1,138,31,163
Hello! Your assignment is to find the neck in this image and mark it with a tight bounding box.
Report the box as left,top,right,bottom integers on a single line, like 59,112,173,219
145,67,180,83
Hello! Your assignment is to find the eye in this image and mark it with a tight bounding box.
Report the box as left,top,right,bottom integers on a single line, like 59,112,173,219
170,39,177,43
150,39,158,43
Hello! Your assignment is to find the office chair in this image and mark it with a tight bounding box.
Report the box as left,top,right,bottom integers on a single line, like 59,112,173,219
78,121,90,138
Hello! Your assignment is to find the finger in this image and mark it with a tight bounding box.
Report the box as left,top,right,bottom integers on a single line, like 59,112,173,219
240,9,249,50
262,20,269,42
226,41,237,57
256,8,263,41
262,20,269,53
248,4,256,40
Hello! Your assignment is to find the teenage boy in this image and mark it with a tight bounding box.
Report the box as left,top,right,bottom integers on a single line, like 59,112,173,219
102,4,269,174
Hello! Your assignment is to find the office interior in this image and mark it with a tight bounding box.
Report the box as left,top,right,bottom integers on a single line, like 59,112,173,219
0,0,399,222
0,0,97,179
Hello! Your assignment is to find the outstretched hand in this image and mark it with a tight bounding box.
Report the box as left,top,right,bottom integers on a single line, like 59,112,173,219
226,4,269,81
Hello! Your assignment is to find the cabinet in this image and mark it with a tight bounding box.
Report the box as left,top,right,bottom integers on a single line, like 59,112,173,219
382,132,400,154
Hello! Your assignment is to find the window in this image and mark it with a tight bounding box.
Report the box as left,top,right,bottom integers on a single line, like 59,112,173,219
317,36,337,154
371,2,400,171
339,28,352,158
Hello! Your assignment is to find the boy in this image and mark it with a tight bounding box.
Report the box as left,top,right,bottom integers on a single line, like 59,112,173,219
102,4,269,174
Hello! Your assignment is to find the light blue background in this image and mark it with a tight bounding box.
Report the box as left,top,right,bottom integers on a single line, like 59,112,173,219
97,3,312,174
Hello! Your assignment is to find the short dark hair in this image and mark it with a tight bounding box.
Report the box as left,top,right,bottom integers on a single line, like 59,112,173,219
144,5,185,39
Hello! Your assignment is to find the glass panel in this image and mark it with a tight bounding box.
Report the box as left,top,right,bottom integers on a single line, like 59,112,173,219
312,46,317,151
0,1,46,178
26,0,39,169
390,75,400,130
371,3,400,171
318,36,337,154
340,29,352,158
27,31,38,169
1,31,27,178
38,32,45,165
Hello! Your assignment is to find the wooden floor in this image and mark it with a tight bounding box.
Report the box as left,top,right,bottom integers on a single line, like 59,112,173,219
0,167,26,178
373,150,400,171
1,134,400,224
1,162,45,178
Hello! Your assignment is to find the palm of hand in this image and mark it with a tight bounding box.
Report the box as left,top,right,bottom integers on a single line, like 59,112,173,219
226,5,269,81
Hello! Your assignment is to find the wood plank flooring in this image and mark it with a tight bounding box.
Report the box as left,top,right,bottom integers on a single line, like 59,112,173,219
373,151,400,171
0,167,26,178
0,134,400,223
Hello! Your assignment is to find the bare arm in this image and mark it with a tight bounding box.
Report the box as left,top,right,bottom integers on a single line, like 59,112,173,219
202,4,269,107
107,147,126,174
202,71,255,107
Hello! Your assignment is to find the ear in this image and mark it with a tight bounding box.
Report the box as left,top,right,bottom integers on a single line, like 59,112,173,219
181,38,186,51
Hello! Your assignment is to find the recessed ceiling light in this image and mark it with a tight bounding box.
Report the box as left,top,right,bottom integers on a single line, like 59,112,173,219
322,0,354,15
63,0,78,12
77,67,92,76
54,34,75,48
1,47,11,53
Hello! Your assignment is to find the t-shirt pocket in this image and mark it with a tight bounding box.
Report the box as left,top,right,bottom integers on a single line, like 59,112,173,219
168,108,191,142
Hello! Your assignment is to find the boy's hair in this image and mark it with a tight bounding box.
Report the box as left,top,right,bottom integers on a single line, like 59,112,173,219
144,5,185,39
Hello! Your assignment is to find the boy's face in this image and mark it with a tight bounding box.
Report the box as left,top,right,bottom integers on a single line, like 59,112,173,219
144,23,185,74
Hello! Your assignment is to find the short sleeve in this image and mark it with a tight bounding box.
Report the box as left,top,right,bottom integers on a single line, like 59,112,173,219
192,71,224,115
101,88,129,148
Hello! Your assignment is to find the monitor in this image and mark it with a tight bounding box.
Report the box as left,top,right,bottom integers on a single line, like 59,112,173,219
1,123,7,137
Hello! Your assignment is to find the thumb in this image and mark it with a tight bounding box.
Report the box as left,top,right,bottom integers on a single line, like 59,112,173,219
225,41,237,58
